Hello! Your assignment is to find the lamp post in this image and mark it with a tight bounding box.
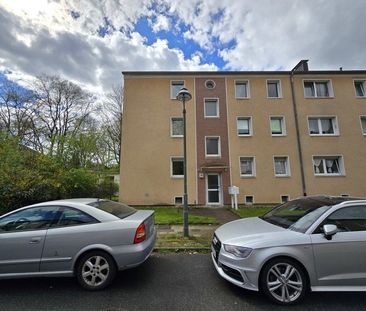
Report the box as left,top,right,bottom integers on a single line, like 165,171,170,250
176,87,192,237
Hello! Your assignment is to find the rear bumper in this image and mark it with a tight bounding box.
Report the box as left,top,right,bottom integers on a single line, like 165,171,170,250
112,228,157,270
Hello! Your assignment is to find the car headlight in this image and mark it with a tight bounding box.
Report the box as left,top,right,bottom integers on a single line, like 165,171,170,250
223,244,252,258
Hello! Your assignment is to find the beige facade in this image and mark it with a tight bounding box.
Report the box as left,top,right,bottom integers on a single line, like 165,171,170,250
120,61,366,205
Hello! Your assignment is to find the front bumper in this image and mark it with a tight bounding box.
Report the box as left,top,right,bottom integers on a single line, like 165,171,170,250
211,238,259,291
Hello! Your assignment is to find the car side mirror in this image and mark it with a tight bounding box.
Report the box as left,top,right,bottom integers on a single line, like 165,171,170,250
323,224,338,240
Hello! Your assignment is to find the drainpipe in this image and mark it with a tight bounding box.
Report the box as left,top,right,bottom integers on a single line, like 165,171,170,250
290,61,307,197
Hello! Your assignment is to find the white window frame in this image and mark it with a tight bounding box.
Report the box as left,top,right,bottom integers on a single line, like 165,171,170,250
312,155,345,176
354,79,366,97
266,79,282,98
360,116,366,136
237,116,253,137
170,117,183,137
239,156,256,178
170,80,185,99
204,98,219,118
307,116,339,136
205,136,221,158
245,195,254,205
235,80,250,99
303,79,333,98
170,157,184,178
273,156,291,177
270,116,286,136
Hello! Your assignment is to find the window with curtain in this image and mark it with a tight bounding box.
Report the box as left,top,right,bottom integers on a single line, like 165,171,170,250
304,81,331,97
171,117,183,136
270,117,284,135
235,81,249,98
308,117,337,135
274,157,289,176
240,157,255,176
237,117,251,135
313,156,343,175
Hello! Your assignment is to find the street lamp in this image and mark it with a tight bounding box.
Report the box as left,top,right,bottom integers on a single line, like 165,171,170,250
176,87,192,237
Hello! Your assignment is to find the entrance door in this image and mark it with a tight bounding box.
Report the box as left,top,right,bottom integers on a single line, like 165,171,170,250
206,173,222,205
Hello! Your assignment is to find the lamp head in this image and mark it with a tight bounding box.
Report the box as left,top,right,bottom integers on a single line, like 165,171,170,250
176,87,192,102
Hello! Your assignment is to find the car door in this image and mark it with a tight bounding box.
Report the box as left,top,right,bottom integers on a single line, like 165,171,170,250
40,206,99,273
310,205,366,287
0,206,59,274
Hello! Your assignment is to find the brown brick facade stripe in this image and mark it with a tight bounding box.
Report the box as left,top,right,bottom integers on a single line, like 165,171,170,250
195,77,231,205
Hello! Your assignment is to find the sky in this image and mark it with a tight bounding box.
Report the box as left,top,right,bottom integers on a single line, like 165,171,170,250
0,0,365,97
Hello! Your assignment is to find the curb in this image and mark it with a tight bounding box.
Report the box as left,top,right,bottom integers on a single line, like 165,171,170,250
154,247,211,253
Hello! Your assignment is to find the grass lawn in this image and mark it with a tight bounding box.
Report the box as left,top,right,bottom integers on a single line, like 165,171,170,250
232,206,274,218
136,207,219,225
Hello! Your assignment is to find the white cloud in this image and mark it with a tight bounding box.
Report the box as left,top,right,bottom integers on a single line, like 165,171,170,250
0,0,365,100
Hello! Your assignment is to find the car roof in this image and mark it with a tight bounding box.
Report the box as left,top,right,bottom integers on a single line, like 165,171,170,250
44,198,101,205
296,195,366,206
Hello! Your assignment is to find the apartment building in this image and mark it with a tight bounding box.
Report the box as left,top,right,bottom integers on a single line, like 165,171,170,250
120,60,366,205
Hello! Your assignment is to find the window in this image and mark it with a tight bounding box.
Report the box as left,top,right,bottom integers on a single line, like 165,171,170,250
281,195,289,203
204,99,219,118
274,156,290,177
170,80,184,99
89,200,136,219
267,80,281,98
171,157,184,177
270,116,286,136
323,206,366,232
0,206,60,232
304,80,332,97
240,157,255,177
174,196,183,205
361,116,366,135
54,207,97,227
308,117,338,135
354,80,366,97
235,80,249,98
205,80,215,89
313,156,345,176
237,117,252,136
205,137,220,157
245,196,254,205
171,117,183,137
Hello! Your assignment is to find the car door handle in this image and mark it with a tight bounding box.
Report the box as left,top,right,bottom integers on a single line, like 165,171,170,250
29,237,42,244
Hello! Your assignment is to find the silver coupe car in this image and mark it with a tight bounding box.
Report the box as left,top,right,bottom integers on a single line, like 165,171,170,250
0,199,156,290
212,196,366,305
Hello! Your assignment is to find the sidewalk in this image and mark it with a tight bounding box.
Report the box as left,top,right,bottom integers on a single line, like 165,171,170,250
155,207,240,250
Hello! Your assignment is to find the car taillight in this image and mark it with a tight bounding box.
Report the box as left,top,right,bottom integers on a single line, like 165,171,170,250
134,223,146,244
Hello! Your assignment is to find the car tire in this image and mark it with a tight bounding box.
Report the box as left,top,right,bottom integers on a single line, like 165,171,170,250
259,257,308,305
76,251,117,291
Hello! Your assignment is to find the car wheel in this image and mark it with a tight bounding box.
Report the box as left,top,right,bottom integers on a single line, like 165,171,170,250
260,257,308,305
76,251,117,291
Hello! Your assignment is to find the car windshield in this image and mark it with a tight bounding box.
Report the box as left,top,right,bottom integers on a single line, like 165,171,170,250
261,198,333,233
89,200,136,219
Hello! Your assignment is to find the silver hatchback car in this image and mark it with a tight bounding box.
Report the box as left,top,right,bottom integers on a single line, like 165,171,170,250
212,196,366,305
0,199,156,290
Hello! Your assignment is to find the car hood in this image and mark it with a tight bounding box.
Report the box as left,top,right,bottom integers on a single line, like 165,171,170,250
215,217,309,249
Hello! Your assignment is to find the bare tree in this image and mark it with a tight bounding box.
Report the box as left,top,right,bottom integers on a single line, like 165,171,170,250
100,84,123,165
31,75,94,158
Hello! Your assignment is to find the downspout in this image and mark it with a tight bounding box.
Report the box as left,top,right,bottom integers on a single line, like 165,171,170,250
290,70,307,197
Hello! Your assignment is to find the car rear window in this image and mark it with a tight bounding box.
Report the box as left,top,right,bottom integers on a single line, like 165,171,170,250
88,200,137,219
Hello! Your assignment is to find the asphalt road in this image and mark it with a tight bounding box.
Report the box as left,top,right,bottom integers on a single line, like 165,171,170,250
0,253,364,311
